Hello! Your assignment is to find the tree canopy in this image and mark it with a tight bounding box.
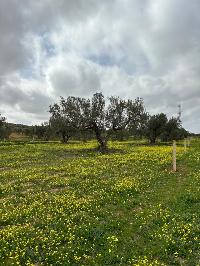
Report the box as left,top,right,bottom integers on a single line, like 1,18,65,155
49,93,147,150
145,113,188,144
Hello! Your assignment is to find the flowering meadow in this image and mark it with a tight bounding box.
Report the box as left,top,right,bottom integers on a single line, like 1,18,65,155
0,140,199,265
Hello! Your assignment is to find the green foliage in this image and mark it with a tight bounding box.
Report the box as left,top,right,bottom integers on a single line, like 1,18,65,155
32,123,51,141
161,118,188,142
145,114,188,144
0,114,11,140
0,113,5,126
49,101,73,143
106,97,148,141
49,93,147,149
145,113,168,144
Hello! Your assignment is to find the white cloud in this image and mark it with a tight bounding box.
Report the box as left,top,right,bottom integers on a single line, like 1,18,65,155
0,0,200,132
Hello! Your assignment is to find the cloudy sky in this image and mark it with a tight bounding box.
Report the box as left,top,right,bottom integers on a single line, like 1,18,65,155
0,0,200,132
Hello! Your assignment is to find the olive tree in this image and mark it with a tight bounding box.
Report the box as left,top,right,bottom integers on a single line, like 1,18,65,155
0,114,10,140
161,117,188,141
83,92,107,150
49,96,83,143
0,113,5,126
106,96,147,140
49,93,147,151
145,113,168,144
80,93,147,150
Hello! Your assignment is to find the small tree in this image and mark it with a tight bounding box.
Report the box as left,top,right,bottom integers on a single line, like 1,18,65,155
49,97,83,143
0,114,11,140
161,117,188,141
146,113,168,144
49,103,70,143
32,123,51,141
0,114,5,140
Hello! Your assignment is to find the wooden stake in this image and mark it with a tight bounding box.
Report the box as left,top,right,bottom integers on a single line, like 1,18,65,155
172,140,176,172
187,137,190,147
184,138,187,152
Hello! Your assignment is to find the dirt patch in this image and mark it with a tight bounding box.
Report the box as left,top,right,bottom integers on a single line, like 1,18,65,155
0,167,12,171
48,187,66,193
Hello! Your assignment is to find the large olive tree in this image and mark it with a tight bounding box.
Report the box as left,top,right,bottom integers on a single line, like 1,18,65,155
49,93,147,150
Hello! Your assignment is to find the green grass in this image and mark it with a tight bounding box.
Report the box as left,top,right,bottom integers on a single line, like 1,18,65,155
0,140,199,265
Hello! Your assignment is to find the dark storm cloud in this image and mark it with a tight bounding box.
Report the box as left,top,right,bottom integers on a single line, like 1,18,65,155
0,0,200,131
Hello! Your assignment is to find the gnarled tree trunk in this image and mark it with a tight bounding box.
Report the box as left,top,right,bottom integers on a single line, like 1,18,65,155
61,131,70,143
149,133,156,144
87,122,107,151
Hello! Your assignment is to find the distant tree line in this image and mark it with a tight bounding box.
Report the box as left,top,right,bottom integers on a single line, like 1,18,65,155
0,93,188,148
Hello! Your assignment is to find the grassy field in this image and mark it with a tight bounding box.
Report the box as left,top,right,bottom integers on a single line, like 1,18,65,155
0,139,200,265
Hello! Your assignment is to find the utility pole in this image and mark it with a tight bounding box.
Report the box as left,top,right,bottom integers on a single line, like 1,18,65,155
177,104,182,122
